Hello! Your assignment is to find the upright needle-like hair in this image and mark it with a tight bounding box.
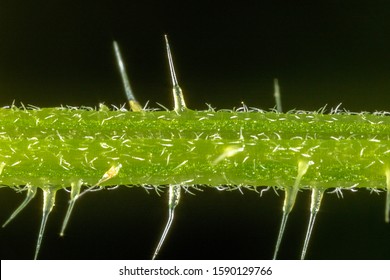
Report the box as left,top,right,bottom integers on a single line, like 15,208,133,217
34,188,57,260
152,185,181,260
113,41,143,112
164,35,187,112
300,187,324,260
273,160,312,260
2,185,37,228
274,78,282,113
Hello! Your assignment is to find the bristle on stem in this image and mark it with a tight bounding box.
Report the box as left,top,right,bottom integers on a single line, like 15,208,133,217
2,185,37,228
300,187,324,260
152,185,181,260
273,160,313,259
34,188,57,260
274,78,282,113
113,41,143,112
385,168,390,223
164,35,187,112
60,180,82,236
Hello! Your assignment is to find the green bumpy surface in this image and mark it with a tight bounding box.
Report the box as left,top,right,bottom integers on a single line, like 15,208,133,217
0,107,390,190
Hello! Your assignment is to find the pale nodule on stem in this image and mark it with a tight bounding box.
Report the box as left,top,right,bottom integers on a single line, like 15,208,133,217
274,78,282,113
0,162,5,176
164,35,187,112
300,187,324,260
113,41,143,112
78,163,122,198
60,180,83,236
152,185,181,260
95,163,122,186
34,188,57,260
2,185,37,228
273,160,313,260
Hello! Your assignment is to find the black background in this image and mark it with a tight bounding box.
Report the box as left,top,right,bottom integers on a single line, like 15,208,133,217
1,0,390,260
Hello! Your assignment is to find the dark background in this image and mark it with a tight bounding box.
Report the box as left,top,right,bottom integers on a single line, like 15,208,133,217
1,0,390,260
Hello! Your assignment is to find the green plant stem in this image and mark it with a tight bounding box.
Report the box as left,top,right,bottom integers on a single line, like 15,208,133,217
0,107,389,190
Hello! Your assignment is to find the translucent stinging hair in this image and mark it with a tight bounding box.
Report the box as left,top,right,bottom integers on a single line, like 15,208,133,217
164,35,187,112
152,185,181,260
113,41,143,112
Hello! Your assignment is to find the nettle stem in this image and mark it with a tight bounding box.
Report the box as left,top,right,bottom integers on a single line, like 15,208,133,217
1,108,389,188
1,38,390,260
